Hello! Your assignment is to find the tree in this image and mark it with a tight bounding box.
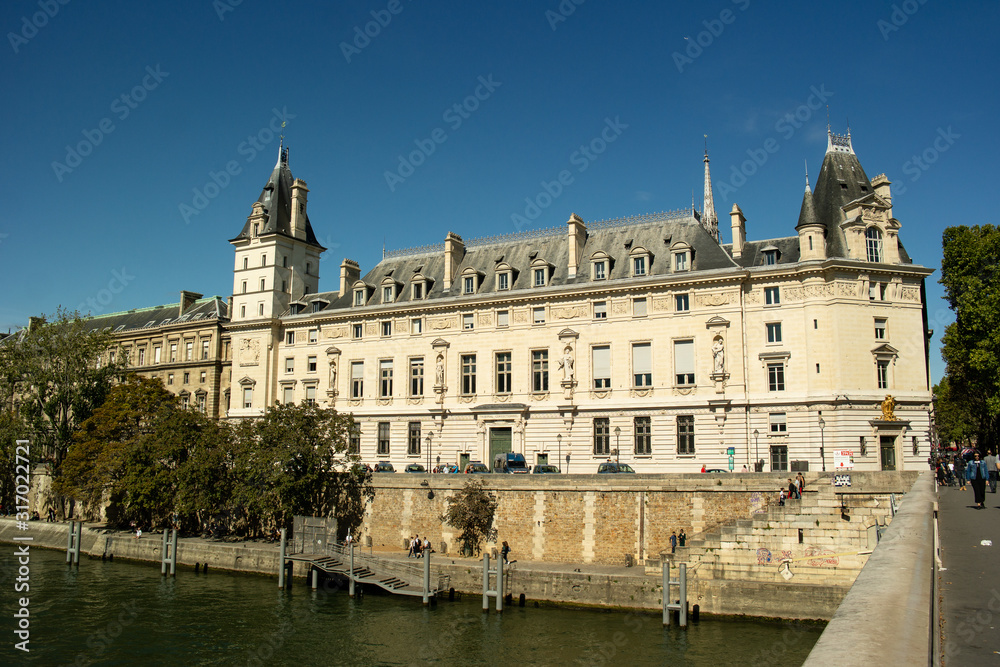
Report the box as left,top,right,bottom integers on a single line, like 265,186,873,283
940,225,1000,452
933,378,977,449
440,479,498,556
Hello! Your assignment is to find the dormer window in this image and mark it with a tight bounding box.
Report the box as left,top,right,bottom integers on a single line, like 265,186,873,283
461,267,480,295
534,268,546,286
495,262,513,291
412,281,424,300
763,250,778,265
253,223,259,236
865,227,883,263
353,284,368,307
383,285,394,303
530,259,551,287
590,251,610,281
630,247,651,277
670,243,692,272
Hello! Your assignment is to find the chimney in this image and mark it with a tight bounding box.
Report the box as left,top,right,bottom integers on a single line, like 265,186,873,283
730,204,746,258
339,259,360,297
871,174,892,217
443,232,465,290
290,179,309,240
179,291,203,317
566,213,587,277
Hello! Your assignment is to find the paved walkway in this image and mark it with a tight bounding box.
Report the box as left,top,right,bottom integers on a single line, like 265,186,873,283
937,480,1000,664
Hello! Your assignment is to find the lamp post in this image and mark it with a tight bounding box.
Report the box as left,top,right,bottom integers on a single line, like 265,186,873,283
426,431,433,473
753,429,759,472
614,426,621,464
818,417,826,472
557,434,562,473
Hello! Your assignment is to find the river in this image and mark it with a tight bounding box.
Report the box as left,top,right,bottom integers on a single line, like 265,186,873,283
4,547,822,666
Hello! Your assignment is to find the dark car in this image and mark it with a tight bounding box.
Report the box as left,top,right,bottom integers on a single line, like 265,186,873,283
404,463,426,473
704,468,730,473
373,461,395,473
464,462,490,474
532,464,561,474
597,462,636,474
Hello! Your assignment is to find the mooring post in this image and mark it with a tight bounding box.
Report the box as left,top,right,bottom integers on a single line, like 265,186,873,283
161,530,169,576
496,557,504,613
311,566,318,590
278,527,287,589
170,529,178,576
66,520,77,565
662,562,670,626
423,548,431,606
74,521,82,566
482,553,490,612
349,543,356,598
679,563,687,628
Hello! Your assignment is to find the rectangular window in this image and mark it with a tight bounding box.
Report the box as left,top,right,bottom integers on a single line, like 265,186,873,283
258,303,264,316
594,301,607,320
379,360,393,397
632,342,652,387
463,313,474,330
410,358,424,396
464,276,475,294
383,285,394,303
593,417,610,455
764,250,777,265
769,412,787,434
594,261,606,280
381,321,392,337
408,422,421,455
169,343,177,362
377,422,390,455
874,318,887,340
674,340,695,385
202,340,210,359
495,352,512,394
183,372,190,384
138,348,146,365
354,290,365,306
461,354,477,395
240,305,246,318
677,415,695,454
305,385,316,405
260,278,266,292
351,361,364,398
352,324,363,339
242,280,247,294
412,282,424,300
534,268,546,287
633,298,647,317
532,350,549,392
285,357,294,374
498,272,510,290
282,386,294,404
675,293,689,312
634,416,651,455
674,252,688,271
154,346,162,363
633,256,646,276
592,345,611,389
877,359,889,389
765,287,780,305
411,318,423,334
767,363,785,391
307,356,317,373
180,394,189,409
197,394,207,414
533,307,545,324
286,331,295,345
497,310,509,328
349,427,360,454
242,386,253,409
309,329,318,343
167,373,174,386
199,371,206,383
766,322,782,344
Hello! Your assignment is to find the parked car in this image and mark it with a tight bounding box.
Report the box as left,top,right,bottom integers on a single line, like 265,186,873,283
404,463,426,473
464,461,490,474
532,464,561,474
493,452,530,474
373,461,395,473
704,468,730,473
597,462,636,474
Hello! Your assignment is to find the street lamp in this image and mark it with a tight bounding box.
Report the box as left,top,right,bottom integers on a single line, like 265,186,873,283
614,426,621,464
818,417,826,472
426,431,433,472
557,434,562,472
753,429,759,472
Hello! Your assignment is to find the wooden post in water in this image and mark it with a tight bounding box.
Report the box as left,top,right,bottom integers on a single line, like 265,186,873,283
170,530,178,577
66,520,81,565
423,548,431,605
482,553,490,612
662,563,669,626
496,557,503,613
161,530,169,575
74,522,82,565
66,521,74,564
278,528,287,589
678,563,687,628
349,543,355,598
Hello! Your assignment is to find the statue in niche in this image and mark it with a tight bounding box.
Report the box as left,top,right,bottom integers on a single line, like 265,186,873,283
435,353,445,385
328,358,338,389
712,337,725,373
558,345,575,381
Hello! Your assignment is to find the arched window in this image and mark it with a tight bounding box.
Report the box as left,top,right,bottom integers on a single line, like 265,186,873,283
865,227,883,263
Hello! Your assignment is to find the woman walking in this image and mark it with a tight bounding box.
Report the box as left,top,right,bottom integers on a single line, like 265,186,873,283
966,452,989,509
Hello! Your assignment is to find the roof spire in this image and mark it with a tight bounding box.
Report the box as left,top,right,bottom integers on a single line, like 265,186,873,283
701,135,720,242
804,159,811,193
275,121,288,168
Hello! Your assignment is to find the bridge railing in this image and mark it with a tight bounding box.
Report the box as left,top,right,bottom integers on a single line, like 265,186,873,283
327,542,450,591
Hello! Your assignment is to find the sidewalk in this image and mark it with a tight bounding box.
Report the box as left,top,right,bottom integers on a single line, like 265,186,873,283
937,481,1000,664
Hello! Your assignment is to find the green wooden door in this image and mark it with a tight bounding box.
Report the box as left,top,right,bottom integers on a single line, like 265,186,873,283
489,427,512,471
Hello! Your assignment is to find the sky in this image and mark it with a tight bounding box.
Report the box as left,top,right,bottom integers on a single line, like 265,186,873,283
2,0,996,384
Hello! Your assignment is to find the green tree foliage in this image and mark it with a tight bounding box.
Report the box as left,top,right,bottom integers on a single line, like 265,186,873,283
440,479,498,556
0,409,29,511
940,225,1000,451
933,378,977,448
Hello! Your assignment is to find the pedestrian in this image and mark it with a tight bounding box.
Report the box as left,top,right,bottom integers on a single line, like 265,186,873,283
778,488,786,506
414,537,423,558
985,450,999,494
423,536,431,554
957,456,967,491
796,473,806,496
787,478,798,500
501,541,511,564
670,531,677,553
345,531,353,547
678,529,686,547
966,452,989,509
700,464,706,473
742,464,748,473
407,535,415,557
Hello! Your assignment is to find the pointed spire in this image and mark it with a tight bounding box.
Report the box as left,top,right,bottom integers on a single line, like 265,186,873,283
701,136,719,242
804,159,811,193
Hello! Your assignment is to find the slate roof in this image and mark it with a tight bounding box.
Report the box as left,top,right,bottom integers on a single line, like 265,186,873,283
229,147,324,249
81,297,228,334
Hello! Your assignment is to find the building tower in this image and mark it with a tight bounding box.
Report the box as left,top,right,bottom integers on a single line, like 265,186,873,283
229,145,326,322
702,144,720,242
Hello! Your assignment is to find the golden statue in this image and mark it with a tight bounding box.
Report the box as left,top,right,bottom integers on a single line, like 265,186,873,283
880,394,897,421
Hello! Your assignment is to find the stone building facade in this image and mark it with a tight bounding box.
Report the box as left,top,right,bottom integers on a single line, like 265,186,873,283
220,131,933,473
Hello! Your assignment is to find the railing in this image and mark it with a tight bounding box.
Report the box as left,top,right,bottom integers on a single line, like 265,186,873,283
327,542,450,591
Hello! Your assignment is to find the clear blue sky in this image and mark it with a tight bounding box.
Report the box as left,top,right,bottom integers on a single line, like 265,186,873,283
2,0,996,384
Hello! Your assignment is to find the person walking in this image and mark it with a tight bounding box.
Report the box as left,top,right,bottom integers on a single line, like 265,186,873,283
985,450,999,493
796,473,806,497
966,452,989,509
501,541,511,564
957,456,968,491
670,531,677,553
678,529,686,547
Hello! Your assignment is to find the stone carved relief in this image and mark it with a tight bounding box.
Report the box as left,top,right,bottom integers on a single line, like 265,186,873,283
512,310,529,323
861,206,885,223
238,338,260,366
365,322,378,336
783,287,803,301
478,313,493,327
554,305,587,319
744,289,762,304
712,336,725,373
430,317,456,330
558,345,575,381
695,291,736,308
836,281,856,297
611,301,628,315
900,286,920,302
324,327,348,339
651,297,672,312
